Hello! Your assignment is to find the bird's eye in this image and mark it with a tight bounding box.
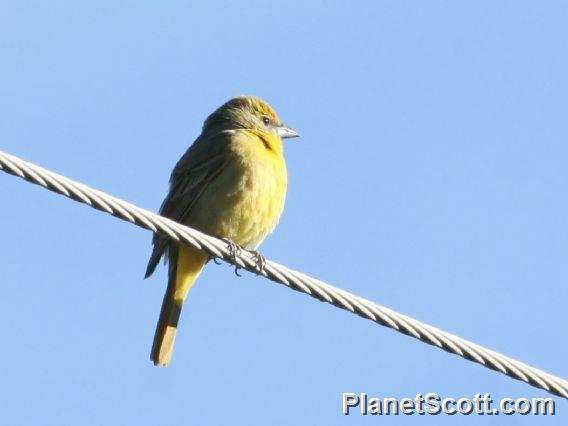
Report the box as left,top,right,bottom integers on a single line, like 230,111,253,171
262,116,270,126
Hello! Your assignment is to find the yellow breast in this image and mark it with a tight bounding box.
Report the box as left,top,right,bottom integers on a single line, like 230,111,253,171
188,129,288,250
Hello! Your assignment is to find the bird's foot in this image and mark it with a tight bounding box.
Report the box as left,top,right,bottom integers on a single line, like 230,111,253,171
222,238,241,259
247,249,266,275
222,238,243,276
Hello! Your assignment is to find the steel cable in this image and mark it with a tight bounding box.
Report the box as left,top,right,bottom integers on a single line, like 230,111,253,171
1,149,566,399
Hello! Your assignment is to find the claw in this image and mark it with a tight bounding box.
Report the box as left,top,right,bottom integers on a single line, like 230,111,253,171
248,250,266,275
212,258,222,265
222,238,241,259
222,238,243,277
220,239,265,276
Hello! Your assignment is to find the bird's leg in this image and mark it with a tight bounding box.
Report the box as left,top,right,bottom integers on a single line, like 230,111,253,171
246,249,266,275
222,238,241,258
222,238,243,276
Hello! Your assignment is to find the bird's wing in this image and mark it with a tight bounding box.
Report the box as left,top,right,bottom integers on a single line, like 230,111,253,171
145,131,233,278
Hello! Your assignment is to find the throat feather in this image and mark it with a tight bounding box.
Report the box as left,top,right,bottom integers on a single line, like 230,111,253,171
258,133,274,152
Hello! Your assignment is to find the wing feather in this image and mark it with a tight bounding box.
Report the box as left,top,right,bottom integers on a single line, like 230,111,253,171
145,131,232,278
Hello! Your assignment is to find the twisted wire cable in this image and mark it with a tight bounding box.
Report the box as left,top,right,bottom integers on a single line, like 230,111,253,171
1,149,567,399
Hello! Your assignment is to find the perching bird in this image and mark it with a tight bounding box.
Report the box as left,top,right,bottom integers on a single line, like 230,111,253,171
145,96,299,366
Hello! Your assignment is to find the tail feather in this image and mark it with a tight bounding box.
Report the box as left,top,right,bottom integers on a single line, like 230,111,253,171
150,244,208,366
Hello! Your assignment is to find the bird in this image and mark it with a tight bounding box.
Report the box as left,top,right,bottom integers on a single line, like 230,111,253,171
145,96,299,366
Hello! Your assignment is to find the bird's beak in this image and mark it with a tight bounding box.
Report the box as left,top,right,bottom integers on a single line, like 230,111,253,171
277,125,300,139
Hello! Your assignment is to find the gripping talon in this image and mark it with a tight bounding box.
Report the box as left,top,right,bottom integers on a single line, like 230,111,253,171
222,238,243,276
248,250,266,274
222,238,241,259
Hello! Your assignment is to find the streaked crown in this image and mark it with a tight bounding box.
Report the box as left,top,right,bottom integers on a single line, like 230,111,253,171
203,96,282,131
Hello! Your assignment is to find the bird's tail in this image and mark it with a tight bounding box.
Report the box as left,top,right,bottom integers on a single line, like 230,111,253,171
151,244,208,366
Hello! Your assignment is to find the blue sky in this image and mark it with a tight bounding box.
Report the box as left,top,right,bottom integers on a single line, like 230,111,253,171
0,1,566,424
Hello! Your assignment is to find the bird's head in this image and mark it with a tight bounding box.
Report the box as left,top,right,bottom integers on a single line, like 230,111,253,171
203,96,299,140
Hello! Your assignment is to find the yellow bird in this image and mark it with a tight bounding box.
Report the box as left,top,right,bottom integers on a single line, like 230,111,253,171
145,96,299,366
